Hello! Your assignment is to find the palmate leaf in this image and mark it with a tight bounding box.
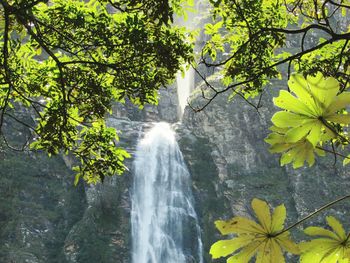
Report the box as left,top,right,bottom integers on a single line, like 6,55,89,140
210,199,299,263
300,216,350,263
265,128,326,168
266,72,350,168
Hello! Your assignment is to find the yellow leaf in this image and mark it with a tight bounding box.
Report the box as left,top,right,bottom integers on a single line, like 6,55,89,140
280,147,299,165
343,155,350,166
278,140,315,169
269,143,293,154
227,241,262,263
276,232,300,254
211,199,298,263
327,216,346,240
256,239,272,263
300,238,338,252
209,236,252,258
252,198,272,231
305,147,315,167
265,132,286,145
320,247,342,263
215,217,265,235
301,217,350,263
270,239,285,263
267,72,349,168
300,249,322,263
306,122,323,147
304,226,340,240
315,147,326,156
271,204,286,232
269,126,289,133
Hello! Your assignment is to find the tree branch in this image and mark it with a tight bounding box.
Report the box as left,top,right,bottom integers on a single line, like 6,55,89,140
196,38,335,111
275,194,350,236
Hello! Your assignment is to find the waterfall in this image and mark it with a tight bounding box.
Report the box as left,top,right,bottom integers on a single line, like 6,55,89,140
177,68,194,116
175,0,210,118
131,122,203,263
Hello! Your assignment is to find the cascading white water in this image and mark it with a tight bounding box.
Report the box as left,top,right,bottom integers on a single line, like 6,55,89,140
176,0,210,118
177,68,194,116
131,122,203,263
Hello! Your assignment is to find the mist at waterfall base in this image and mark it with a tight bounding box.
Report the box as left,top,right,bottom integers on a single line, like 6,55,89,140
131,123,203,263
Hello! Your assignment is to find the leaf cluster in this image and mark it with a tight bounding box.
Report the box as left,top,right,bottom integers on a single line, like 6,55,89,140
211,198,350,263
210,199,299,263
265,72,350,168
0,0,194,183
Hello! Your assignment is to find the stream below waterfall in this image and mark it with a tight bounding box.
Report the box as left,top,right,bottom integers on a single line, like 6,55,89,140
131,122,203,263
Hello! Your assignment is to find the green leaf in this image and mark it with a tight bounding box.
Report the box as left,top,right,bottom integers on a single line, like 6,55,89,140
343,155,350,166
271,111,311,128
305,122,322,147
307,72,339,109
284,121,316,143
273,90,315,116
267,72,349,169
74,172,81,186
327,93,350,114
327,114,350,124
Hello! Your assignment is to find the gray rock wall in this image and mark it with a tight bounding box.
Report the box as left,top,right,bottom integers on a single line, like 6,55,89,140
177,77,350,262
0,149,86,263
0,83,180,263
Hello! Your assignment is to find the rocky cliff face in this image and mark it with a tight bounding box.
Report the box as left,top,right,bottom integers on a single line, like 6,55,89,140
178,77,350,262
0,85,181,263
83,72,350,263
0,146,86,262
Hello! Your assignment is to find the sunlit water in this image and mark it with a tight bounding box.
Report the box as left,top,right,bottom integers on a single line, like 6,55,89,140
131,122,203,263
177,68,194,116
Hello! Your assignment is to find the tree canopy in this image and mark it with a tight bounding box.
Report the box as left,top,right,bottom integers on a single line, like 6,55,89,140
0,0,193,184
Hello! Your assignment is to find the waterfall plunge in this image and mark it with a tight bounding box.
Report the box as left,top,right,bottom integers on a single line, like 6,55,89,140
131,123,203,263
